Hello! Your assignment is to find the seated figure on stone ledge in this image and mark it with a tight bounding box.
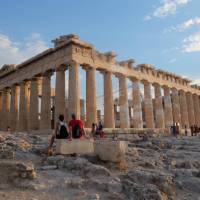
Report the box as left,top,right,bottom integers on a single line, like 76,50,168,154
49,114,69,150
69,113,87,139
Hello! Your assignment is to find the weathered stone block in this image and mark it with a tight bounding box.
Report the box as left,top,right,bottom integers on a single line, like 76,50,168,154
94,140,128,163
56,139,94,155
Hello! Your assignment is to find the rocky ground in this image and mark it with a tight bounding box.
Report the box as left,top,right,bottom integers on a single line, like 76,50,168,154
0,131,200,200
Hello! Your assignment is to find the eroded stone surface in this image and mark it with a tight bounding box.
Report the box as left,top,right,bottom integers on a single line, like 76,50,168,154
0,131,200,200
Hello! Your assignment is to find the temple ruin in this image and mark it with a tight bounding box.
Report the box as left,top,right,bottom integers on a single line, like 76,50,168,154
0,34,199,132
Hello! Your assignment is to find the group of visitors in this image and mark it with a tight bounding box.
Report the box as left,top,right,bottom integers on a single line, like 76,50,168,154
171,123,200,137
91,121,105,138
49,113,86,149
49,113,105,150
191,125,200,136
171,123,180,136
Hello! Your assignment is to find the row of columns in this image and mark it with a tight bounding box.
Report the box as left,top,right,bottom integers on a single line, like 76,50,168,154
0,61,200,131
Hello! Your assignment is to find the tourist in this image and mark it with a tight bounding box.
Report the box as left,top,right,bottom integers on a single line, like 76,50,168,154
91,123,98,137
172,123,176,136
194,125,199,136
49,114,69,150
69,113,86,139
191,125,194,136
96,121,106,138
184,125,188,136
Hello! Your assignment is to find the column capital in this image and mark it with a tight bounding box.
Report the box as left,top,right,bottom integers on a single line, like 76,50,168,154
82,64,95,72
43,70,53,78
115,72,125,79
56,64,67,72
19,80,30,86
99,69,112,76
129,77,139,82
179,90,185,95
141,79,150,86
67,60,79,67
152,82,160,88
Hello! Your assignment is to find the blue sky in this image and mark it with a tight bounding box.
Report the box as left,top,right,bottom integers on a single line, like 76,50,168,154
0,0,200,105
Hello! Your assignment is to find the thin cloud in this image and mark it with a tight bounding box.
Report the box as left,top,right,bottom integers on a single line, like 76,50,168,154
0,32,48,67
167,17,200,32
182,30,200,52
145,0,190,20
169,58,177,63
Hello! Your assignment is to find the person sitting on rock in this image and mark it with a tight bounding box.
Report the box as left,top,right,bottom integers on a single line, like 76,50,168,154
96,121,106,138
49,114,69,149
69,113,86,139
91,123,98,138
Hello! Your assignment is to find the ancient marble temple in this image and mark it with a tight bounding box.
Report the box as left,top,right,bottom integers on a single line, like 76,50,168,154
0,34,199,132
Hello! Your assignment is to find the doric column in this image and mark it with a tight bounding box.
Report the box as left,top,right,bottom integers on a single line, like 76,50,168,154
186,92,195,127
55,66,66,123
80,99,86,123
68,61,80,119
0,92,2,129
154,83,165,128
97,110,101,122
10,84,20,131
29,77,40,130
193,94,200,126
131,78,143,128
2,88,11,130
103,71,115,128
18,81,29,131
118,74,129,128
171,88,181,125
163,86,173,128
179,90,189,128
85,67,97,127
40,71,52,130
143,81,154,128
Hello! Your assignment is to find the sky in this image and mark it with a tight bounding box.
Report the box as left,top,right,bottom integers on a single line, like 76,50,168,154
0,0,200,108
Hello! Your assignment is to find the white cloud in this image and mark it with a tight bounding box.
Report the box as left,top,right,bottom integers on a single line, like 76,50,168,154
167,17,200,32
182,30,200,52
145,0,190,20
0,32,48,67
169,58,177,63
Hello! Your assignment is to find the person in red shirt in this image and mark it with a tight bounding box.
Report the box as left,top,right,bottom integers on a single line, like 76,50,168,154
68,113,86,139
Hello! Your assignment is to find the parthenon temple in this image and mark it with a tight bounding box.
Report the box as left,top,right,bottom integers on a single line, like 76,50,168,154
0,34,199,132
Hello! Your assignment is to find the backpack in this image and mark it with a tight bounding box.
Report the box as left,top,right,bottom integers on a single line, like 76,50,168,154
72,124,82,138
59,124,69,138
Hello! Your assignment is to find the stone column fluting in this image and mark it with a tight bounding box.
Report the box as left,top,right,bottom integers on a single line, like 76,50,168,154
179,90,189,128
118,74,130,128
40,71,52,130
18,81,29,131
131,78,143,128
0,92,2,129
154,83,165,128
193,94,200,126
85,66,97,127
171,88,181,125
2,88,11,130
186,92,195,127
163,86,173,128
10,84,20,131
143,81,154,128
68,61,80,119
55,66,66,123
80,99,86,123
29,77,40,130
103,71,115,128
